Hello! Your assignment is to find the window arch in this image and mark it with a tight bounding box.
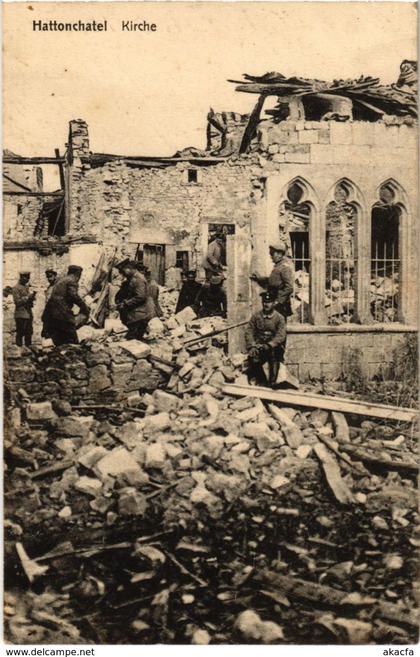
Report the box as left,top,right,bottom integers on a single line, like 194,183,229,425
279,177,317,323
325,180,361,325
371,180,405,323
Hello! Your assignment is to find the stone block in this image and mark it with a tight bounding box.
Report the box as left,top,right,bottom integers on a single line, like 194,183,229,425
55,416,90,439
78,446,109,469
148,317,165,335
299,130,318,144
144,411,171,432
318,128,330,144
96,446,145,482
118,421,144,448
118,340,151,359
118,487,148,516
152,389,180,412
329,122,352,144
175,306,197,325
74,476,103,497
88,364,111,393
351,122,375,145
284,147,310,163
145,442,167,469
26,401,55,421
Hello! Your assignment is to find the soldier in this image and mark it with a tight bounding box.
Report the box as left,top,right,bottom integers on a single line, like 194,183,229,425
12,271,36,347
145,268,163,317
43,265,89,346
175,270,202,313
44,269,57,302
245,290,287,387
115,260,155,340
250,240,294,320
194,274,227,318
41,269,58,338
203,232,225,282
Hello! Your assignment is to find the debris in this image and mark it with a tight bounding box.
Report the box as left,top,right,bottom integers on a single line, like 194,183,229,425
15,543,49,583
223,384,418,422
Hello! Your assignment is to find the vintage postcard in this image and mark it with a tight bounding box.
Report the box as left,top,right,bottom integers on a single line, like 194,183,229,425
2,0,418,649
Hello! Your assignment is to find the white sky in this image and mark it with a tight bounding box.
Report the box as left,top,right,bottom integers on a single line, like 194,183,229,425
3,1,417,189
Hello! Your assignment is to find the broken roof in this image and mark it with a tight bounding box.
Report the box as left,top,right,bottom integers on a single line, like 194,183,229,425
229,60,418,118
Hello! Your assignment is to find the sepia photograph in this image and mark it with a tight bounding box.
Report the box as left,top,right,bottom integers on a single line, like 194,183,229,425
2,0,419,647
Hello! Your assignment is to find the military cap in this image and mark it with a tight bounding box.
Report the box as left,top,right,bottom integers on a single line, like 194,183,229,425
67,265,83,275
269,240,287,252
19,271,31,276
260,290,277,302
115,258,130,271
210,274,224,285
45,269,57,275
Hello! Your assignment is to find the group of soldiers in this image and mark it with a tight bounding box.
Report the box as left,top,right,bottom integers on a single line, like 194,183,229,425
8,238,294,389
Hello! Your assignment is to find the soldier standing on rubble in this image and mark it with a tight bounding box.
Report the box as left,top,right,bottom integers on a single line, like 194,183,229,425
145,268,163,317
12,271,36,347
245,290,287,387
175,270,202,313
250,240,294,321
193,273,227,318
43,265,90,346
203,232,226,283
41,269,58,338
115,260,155,340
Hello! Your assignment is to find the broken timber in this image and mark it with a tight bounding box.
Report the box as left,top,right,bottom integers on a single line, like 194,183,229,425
222,384,418,423
255,570,419,628
313,443,355,504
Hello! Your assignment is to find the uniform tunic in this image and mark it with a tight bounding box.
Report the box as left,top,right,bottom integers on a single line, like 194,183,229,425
175,280,202,313
43,274,89,345
255,256,294,317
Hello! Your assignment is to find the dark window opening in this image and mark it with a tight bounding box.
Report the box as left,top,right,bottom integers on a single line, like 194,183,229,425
45,199,66,237
290,231,309,271
208,223,235,266
187,169,198,184
16,204,22,216
371,202,400,322
176,251,189,270
135,248,144,266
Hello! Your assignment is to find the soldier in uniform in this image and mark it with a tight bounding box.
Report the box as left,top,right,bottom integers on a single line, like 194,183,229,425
145,268,163,317
115,260,155,340
12,271,36,347
193,274,227,318
175,270,202,313
41,269,58,338
245,290,287,387
203,232,225,283
43,265,89,346
250,240,294,320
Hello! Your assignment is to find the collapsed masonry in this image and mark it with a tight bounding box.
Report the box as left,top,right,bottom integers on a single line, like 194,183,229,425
3,60,418,380
4,317,419,643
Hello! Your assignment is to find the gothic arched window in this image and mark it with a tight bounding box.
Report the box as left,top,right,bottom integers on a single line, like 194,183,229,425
325,181,358,325
371,182,402,322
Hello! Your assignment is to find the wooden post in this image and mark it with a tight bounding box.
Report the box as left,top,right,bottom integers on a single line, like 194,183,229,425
355,201,372,324
226,232,252,355
309,204,327,324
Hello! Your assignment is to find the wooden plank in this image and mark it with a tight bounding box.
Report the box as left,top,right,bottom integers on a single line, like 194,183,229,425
340,445,418,475
267,404,303,448
3,157,66,164
239,93,266,154
222,383,418,423
255,570,419,628
3,191,64,197
332,411,350,443
313,443,355,504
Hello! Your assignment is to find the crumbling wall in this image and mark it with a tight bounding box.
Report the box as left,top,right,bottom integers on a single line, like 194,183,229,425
6,341,167,406
3,198,43,242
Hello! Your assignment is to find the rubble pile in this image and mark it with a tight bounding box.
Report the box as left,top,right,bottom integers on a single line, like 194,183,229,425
4,330,419,644
371,275,399,323
5,309,232,407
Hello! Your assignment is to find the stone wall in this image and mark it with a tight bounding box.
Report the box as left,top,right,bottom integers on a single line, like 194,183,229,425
285,327,415,382
6,340,167,406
